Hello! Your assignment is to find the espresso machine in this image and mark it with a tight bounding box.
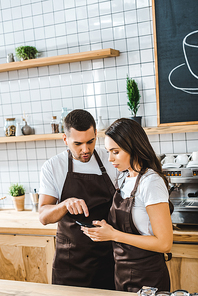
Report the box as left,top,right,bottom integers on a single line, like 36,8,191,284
163,167,198,225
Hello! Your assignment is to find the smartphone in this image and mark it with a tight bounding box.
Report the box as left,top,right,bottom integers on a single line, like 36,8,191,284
76,221,96,228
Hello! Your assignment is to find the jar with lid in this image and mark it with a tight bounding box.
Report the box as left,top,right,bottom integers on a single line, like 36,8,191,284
51,116,59,133
4,118,16,136
60,107,67,133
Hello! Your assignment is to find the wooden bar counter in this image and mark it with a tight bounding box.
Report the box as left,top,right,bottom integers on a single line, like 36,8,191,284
0,280,130,296
0,210,198,292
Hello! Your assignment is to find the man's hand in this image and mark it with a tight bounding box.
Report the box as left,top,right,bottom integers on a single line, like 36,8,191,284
64,198,89,217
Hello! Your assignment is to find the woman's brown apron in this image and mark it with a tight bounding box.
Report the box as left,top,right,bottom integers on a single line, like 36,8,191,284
108,171,170,292
52,149,116,289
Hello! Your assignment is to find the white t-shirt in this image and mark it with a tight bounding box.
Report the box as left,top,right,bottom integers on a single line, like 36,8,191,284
39,147,118,201
120,169,169,236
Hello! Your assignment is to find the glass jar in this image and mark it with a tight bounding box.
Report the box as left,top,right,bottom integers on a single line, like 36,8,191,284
137,287,158,296
51,116,59,133
60,107,67,133
4,118,16,136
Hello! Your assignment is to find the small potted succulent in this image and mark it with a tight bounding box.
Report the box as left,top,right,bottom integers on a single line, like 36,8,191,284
126,75,142,125
9,183,26,211
15,46,38,61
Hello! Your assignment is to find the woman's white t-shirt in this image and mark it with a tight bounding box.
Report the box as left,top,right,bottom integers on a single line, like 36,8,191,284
120,169,169,236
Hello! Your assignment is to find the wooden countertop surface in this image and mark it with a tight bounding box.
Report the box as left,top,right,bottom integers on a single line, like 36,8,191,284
0,209,57,236
0,210,198,241
0,280,130,296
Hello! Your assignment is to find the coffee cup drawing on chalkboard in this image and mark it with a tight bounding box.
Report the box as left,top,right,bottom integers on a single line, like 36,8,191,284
168,30,198,94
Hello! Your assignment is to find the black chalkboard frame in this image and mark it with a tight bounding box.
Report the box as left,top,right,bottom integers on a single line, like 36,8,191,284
152,0,198,126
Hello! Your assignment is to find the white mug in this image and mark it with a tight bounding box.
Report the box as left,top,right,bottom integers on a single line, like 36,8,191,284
161,155,175,164
190,151,198,161
175,154,189,165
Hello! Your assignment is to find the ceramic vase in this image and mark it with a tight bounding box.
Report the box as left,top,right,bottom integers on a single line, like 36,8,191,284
97,116,105,131
22,121,32,135
12,195,25,211
131,116,142,126
16,122,22,136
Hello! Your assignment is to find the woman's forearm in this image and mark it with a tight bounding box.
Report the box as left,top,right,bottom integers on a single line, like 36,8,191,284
113,229,173,253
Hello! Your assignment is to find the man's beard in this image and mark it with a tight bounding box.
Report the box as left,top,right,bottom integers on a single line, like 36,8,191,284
73,152,92,162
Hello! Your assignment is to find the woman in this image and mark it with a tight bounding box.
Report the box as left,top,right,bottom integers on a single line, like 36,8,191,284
82,118,173,292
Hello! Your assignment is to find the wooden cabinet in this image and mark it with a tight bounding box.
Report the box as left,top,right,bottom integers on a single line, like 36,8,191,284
0,210,57,284
167,228,198,293
0,234,55,284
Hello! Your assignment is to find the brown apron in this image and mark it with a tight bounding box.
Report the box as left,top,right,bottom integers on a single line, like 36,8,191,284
108,170,170,292
52,149,116,289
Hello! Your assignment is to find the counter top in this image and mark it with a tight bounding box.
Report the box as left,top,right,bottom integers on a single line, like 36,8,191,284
172,225,198,243
0,209,198,241
0,280,130,296
0,209,57,236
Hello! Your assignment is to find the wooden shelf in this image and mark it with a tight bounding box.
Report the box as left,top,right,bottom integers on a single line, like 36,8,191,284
97,124,198,136
144,124,198,135
0,124,197,144
0,48,120,73
0,133,64,143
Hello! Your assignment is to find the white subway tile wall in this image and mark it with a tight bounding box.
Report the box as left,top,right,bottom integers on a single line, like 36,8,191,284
0,0,197,209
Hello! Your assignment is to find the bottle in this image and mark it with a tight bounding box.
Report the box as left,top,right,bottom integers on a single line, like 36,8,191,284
7,53,14,63
30,188,39,212
4,118,16,136
16,122,22,136
51,116,59,133
96,116,105,131
60,107,67,133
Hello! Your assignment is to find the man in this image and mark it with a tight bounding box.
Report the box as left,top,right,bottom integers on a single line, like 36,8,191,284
39,109,117,289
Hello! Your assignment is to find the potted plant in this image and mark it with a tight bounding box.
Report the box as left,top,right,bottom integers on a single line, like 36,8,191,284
126,75,142,125
9,183,25,211
15,46,38,61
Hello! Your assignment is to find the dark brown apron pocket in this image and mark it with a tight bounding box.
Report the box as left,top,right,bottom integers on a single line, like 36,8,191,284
127,266,170,292
53,233,71,270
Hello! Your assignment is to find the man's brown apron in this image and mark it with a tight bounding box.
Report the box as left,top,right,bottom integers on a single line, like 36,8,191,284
108,170,170,292
52,149,116,289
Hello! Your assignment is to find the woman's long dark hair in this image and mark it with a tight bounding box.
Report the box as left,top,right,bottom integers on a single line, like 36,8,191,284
105,118,169,189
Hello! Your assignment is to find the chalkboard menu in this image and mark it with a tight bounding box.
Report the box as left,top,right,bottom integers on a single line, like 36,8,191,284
152,0,198,126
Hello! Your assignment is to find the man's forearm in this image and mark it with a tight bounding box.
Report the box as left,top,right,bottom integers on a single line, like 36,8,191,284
39,200,68,225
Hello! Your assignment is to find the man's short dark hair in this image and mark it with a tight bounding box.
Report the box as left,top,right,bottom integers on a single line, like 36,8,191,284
64,109,96,134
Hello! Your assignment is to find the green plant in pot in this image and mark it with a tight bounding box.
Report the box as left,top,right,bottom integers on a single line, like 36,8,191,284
9,183,25,211
126,75,142,126
15,46,38,61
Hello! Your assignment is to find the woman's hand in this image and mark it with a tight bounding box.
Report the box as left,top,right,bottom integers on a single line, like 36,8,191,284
81,220,116,242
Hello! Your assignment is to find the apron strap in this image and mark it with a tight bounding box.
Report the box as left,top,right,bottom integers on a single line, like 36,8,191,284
67,149,115,197
93,149,107,174
164,252,172,261
130,168,146,198
68,149,73,172
94,149,116,197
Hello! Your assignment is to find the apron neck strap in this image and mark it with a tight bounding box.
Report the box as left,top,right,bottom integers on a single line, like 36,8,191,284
130,168,146,198
93,149,107,174
68,150,73,172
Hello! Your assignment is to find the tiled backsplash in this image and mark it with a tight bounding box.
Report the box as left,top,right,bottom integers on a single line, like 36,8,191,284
0,0,197,209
